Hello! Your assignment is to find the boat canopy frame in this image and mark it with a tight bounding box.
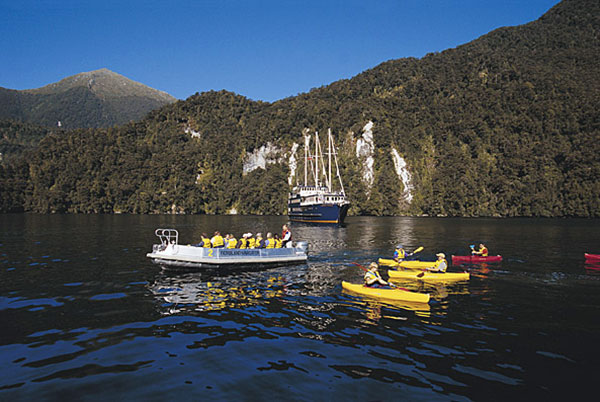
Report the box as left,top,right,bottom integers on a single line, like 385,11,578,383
155,228,179,247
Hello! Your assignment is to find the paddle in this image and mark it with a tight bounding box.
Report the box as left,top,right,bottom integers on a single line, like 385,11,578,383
404,246,423,261
352,261,370,272
351,262,408,291
412,246,424,255
393,246,423,263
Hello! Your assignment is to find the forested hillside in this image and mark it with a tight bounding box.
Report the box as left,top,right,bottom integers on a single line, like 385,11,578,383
0,68,176,129
0,119,50,163
1,0,598,216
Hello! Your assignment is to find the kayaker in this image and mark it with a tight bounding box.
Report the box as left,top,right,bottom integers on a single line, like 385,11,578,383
430,253,448,272
211,231,224,248
394,244,418,261
393,245,406,262
471,243,489,257
282,224,292,248
364,262,390,288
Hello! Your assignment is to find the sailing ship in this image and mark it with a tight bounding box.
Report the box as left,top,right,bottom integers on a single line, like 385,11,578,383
288,129,350,224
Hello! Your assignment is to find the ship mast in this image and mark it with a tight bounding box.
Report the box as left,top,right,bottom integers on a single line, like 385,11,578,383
314,131,319,187
335,145,345,195
304,134,309,186
328,129,332,190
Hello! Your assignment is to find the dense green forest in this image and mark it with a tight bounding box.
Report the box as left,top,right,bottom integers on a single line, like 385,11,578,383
0,119,50,163
1,0,599,217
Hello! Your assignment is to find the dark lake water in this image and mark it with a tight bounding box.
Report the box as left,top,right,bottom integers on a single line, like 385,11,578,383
1,214,600,400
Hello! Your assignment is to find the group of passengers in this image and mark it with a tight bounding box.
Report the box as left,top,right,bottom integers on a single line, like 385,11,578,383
195,225,293,249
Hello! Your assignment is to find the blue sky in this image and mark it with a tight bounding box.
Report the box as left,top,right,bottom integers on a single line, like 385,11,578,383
1,0,560,102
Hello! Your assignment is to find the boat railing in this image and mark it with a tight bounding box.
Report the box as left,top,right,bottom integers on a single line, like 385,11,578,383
155,228,179,250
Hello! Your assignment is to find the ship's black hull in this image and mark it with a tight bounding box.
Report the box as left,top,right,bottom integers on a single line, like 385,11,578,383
288,202,350,224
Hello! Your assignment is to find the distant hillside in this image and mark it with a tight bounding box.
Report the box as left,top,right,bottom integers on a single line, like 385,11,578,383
1,0,598,217
0,119,50,164
0,68,177,129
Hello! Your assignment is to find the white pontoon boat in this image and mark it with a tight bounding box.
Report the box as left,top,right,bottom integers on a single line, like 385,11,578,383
147,229,309,270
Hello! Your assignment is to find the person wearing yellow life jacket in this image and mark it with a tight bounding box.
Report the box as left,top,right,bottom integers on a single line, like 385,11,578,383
274,233,283,248
393,244,406,262
238,234,248,249
211,231,224,248
195,233,211,247
364,262,390,288
430,253,448,272
247,233,256,249
265,233,275,249
226,234,237,249
471,243,489,257
255,233,264,248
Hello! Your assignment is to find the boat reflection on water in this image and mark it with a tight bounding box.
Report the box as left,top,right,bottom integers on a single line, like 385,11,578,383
584,262,600,275
148,270,289,314
456,262,493,275
387,278,470,301
341,291,431,320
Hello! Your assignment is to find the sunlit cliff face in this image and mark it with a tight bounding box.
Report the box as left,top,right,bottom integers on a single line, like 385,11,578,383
287,143,299,185
356,121,413,204
356,121,375,190
240,120,413,204
242,142,283,174
391,148,413,203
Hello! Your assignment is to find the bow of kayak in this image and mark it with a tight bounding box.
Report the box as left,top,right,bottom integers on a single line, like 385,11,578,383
388,270,470,282
341,281,430,304
585,253,600,262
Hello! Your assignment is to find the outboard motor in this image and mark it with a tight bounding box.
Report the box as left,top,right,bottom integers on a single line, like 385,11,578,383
295,241,309,255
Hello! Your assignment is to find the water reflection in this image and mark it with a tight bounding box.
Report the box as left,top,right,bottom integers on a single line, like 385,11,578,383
149,270,290,314
389,217,418,251
386,279,470,300
341,292,431,319
303,262,347,296
3,215,600,399
584,262,600,276
291,225,348,253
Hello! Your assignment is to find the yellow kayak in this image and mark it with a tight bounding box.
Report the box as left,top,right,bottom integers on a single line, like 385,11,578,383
388,270,470,282
378,258,436,270
342,281,430,304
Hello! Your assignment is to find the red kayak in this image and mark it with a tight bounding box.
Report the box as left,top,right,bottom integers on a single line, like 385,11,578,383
452,255,502,264
585,253,600,262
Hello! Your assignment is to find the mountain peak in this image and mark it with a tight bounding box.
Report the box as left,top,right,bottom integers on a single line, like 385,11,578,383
25,69,176,103
1,69,177,128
